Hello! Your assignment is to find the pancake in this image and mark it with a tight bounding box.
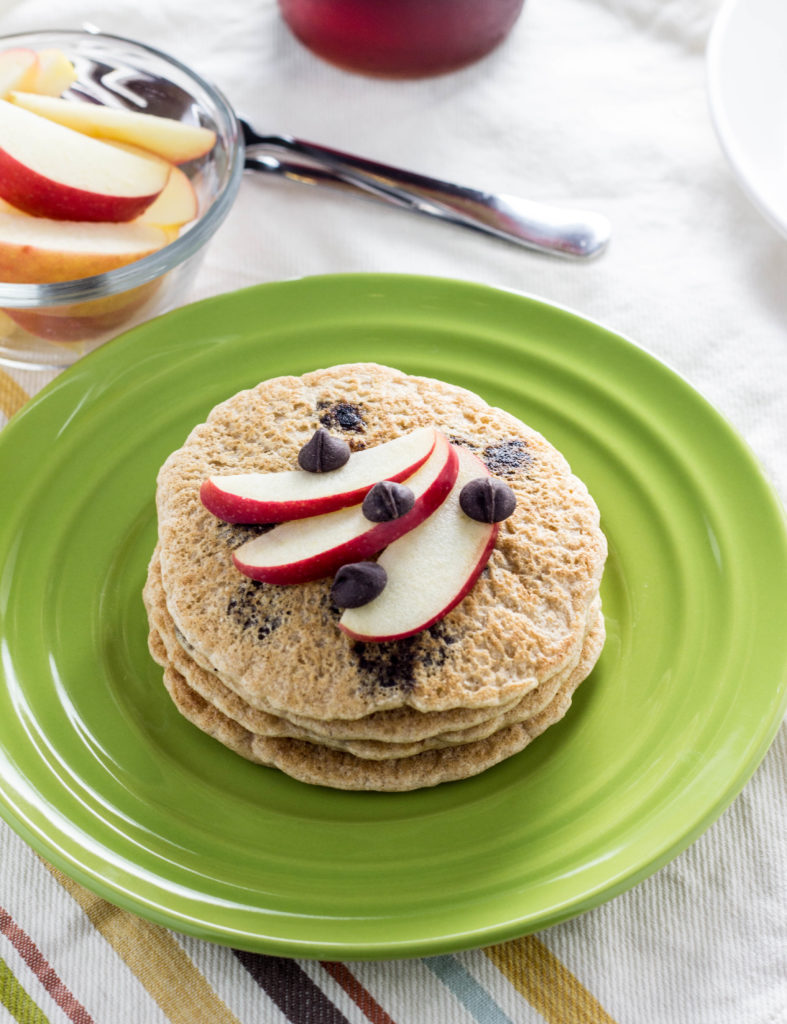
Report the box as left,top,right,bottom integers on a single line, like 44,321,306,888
146,549,603,758
155,363,607,722
152,624,602,791
144,545,586,744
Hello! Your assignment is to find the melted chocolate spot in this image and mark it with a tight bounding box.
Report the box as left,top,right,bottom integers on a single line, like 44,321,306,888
256,615,282,641
447,435,478,451
353,620,458,694
353,638,420,692
318,401,366,433
417,622,458,669
482,439,531,476
226,577,284,642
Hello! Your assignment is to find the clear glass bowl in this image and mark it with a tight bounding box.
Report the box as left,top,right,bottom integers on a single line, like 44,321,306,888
0,29,243,371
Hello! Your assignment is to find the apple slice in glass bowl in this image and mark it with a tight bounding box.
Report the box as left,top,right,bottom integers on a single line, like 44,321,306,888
0,99,170,222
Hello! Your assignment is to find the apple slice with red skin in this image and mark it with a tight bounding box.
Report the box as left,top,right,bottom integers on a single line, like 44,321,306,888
107,142,198,227
131,163,197,228
233,431,458,584
10,91,217,164
0,99,169,222
0,210,170,283
339,445,499,642
201,426,438,524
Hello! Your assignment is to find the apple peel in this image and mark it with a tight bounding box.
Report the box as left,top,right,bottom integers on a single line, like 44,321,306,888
0,210,170,283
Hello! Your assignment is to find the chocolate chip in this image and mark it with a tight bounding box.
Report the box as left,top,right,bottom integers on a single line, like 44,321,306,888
297,428,351,473
362,480,415,522
459,476,517,523
331,562,387,608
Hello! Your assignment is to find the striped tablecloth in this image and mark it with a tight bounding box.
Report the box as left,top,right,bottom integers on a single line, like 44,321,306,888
1,0,786,1021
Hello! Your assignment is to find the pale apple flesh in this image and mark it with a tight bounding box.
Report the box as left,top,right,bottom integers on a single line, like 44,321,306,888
28,49,77,96
134,164,197,227
0,99,169,222
0,49,38,98
339,445,498,642
233,432,458,583
10,91,217,164
112,148,198,227
201,426,438,523
105,141,198,227
0,210,170,283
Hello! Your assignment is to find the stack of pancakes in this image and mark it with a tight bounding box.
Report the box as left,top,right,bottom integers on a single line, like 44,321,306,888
144,364,607,790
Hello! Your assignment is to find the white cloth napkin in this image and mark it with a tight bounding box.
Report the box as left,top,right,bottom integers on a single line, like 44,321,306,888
0,1,785,1021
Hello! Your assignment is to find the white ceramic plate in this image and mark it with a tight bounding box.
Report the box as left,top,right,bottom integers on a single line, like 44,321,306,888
707,0,787,238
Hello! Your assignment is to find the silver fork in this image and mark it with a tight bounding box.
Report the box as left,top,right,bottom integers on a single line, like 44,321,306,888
240,119,611,260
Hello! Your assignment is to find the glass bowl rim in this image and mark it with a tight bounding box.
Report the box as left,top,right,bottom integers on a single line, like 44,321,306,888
0,27,245,309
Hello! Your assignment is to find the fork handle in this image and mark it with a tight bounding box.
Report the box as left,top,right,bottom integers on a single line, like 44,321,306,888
242,126,610,260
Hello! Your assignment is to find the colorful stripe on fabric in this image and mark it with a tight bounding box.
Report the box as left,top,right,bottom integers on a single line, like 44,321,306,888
485,935,620,1024
424,955,514,1024
44,859,622,1024
0,954,50,1024
44,866,242,1024
0,370,29,421
234,952,353,1024
36,820,620,1024
0,906,92,1024
319,962,397,1024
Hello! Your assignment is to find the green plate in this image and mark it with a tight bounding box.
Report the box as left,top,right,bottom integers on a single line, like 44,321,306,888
1,274,786,960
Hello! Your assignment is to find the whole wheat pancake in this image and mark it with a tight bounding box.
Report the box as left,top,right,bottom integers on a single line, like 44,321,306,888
148,610,602,760
145,545,581,743
153,625,601,791
146,558,603,758
155,364,606,722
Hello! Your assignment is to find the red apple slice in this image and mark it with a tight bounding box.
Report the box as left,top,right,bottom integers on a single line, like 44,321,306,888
134,164,197,226
233,431,458,583
201,426,438,524
0,210,170,283
0,99,170,222
0,49,38,99
339,445,498,642
10,91,217,164
108,143,198,227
